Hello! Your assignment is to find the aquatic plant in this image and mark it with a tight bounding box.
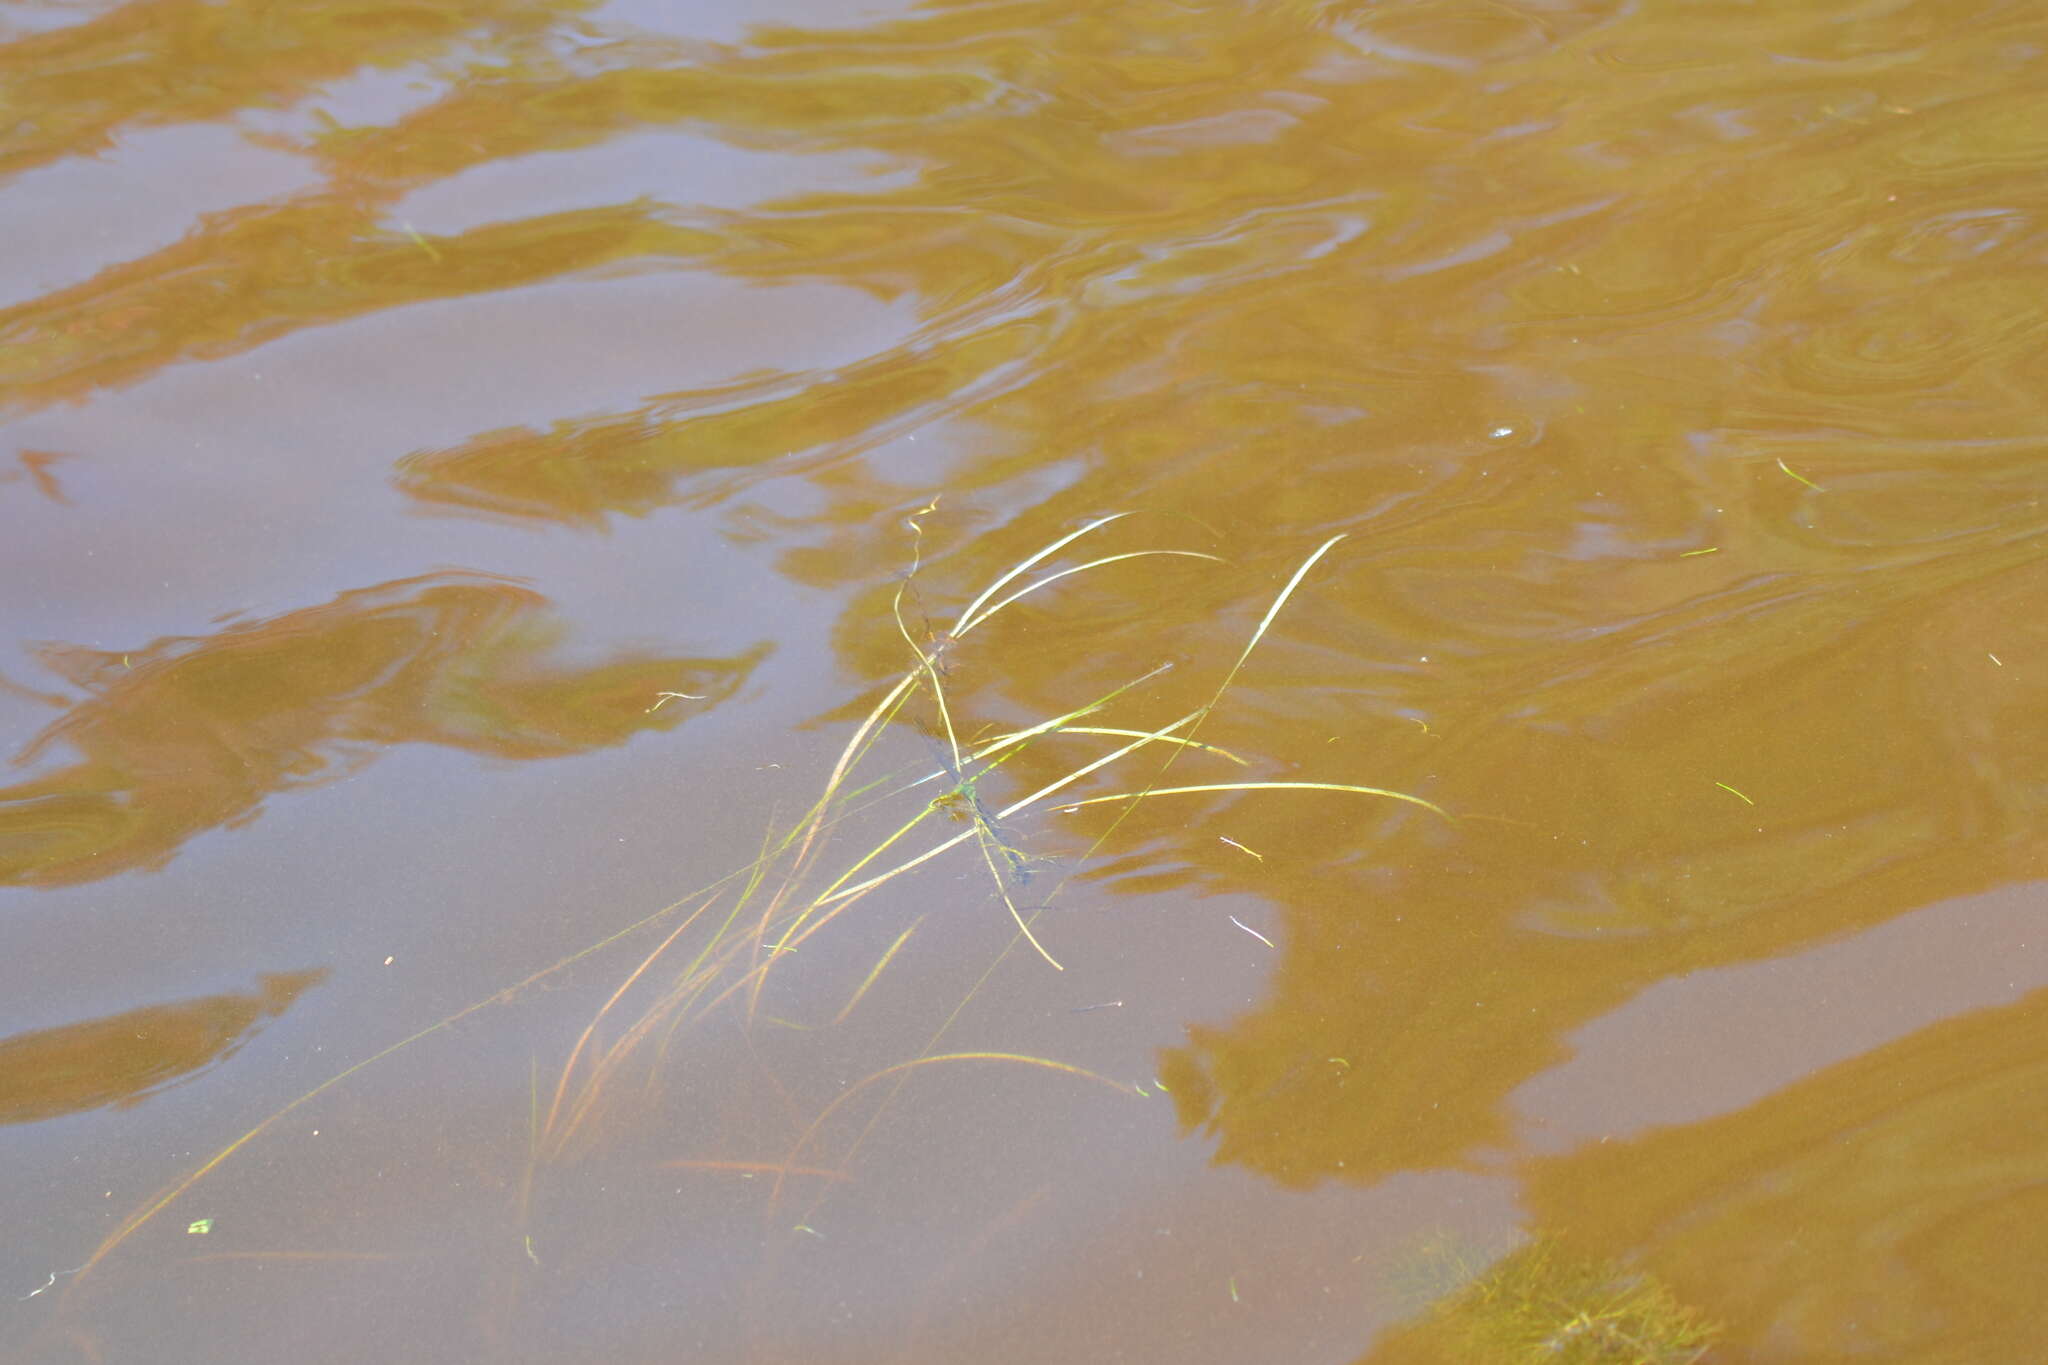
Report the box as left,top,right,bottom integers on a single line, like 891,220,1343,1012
73,511,1446,1280
1402,1235,1719,1365
522,510,1457,1169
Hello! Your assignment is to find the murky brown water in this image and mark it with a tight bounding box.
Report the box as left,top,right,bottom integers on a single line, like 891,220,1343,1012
5,0,2046,1360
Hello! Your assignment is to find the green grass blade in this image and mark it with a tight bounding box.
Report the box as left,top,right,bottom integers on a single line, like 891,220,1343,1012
951,514,1130,637
1202,533,1345,731
1051,780,1450,820
963,549,1223,632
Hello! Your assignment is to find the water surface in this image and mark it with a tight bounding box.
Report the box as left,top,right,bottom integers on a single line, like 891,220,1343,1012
4,0,2046,1360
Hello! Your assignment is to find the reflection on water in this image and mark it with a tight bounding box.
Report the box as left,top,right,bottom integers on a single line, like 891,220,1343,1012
0,969,325,1126
1,573,763,886
1525,988,2048,1362
4,0,2047,1359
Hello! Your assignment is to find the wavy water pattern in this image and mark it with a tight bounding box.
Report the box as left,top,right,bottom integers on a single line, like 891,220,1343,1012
2,0,2044,1360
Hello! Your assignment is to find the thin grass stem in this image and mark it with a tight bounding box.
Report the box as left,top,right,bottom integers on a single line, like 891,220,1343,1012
950,514,1130,636
1051,780,1449,820
831,918,924,1026
963,550,1222,629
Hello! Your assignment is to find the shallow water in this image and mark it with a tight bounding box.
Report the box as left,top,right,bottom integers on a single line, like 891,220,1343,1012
3,0,2045,1360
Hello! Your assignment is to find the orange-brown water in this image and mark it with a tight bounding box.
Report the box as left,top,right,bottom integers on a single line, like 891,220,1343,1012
4,1,2045,1361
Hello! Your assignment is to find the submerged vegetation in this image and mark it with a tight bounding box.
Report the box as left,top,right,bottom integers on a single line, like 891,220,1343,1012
1388,1235,1719,1365
70,512,1447,1286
